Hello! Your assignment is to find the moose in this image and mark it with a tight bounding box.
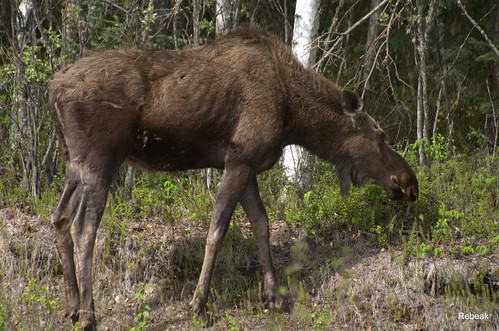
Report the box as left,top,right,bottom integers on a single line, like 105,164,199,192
49,28,418,329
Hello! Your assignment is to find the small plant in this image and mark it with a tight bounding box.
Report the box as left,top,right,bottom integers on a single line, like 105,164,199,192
476,245,489,256
416,243,432,259
370,225,388,247
220,313,240,331
461,245,474,255
434,205,465,242
311,304,331,329
491,235,499,250
130,283,154,331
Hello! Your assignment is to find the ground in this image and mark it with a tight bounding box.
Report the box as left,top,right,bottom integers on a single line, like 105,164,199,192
0,207,497,330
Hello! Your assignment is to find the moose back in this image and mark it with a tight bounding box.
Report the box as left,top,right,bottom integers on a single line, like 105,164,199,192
50,28,418,329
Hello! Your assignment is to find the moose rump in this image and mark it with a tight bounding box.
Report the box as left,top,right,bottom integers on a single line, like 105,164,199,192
49,28,418,329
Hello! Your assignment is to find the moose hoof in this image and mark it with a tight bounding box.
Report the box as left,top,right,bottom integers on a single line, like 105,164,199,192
262,294,288,313
190,305,216,326
190,304,206,320
66,310,96,331
78,319,97,331
65,310,79,324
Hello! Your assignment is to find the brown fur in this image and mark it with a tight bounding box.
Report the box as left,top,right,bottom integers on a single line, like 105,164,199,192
49,28,418,329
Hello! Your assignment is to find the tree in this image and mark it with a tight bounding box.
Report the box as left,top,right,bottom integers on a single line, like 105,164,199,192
282,0,320,190
414,0,436,166
215,0,232,34
492,0,499,92
192,0,201,46
361,0,382,91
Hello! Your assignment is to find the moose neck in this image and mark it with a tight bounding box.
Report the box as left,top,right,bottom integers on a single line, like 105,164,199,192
286,66,353,164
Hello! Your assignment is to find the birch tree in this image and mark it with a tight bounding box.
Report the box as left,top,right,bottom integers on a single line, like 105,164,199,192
414,0,436,166
215,0,231,35
282,0,320,190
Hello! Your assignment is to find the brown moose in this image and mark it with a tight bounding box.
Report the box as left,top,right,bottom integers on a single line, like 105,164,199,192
49,28,418,329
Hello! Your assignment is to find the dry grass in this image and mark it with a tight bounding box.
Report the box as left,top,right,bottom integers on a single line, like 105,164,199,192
0,207,497,330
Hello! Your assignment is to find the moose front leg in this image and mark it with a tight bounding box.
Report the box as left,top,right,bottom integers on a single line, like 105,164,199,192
190,165,253,320
240,177,278,306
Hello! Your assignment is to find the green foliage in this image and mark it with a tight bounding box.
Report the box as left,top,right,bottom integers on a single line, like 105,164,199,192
415,243,432,259
279,147,497,260
22,279,59,312
130,283,154,331
199,18,215,35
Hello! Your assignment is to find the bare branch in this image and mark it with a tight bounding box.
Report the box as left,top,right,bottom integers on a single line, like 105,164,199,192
101,0,129,13
457,0,499,58
339,0,389,36
486,80,497,161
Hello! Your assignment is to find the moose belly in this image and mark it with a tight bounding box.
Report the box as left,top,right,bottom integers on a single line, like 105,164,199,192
125,129,227,172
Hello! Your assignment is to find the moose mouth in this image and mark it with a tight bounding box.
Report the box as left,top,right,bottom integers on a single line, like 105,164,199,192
387,176,418,202
401,184,418,202
338,166,418,202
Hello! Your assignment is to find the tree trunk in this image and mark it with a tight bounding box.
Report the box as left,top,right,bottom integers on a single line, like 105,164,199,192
173,0,179,49
433,18,453,152
486,0,499,151
192,0,201,46
215,0,231,35
124,166,135,201
282,0,320,190
362,0,381,91
491,0,499,92
415,0,435,166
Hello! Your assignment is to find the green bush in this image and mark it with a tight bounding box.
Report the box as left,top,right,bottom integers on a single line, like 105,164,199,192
279,149,497,257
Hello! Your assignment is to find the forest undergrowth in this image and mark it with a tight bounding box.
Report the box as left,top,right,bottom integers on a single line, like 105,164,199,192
0,144,497,330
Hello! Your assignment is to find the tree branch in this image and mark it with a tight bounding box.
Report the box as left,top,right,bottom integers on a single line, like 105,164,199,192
339,0,389,36
457,0,499,58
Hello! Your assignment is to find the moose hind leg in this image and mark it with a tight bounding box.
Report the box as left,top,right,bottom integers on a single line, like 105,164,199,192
240,177,278,306
52,164,83,322
70,166,114,329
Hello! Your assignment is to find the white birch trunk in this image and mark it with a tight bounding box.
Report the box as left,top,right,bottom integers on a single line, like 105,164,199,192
282,0,320,189
215,0,231,35
415,0,435,166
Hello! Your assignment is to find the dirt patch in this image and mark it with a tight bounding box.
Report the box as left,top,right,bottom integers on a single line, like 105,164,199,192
0,208,497,330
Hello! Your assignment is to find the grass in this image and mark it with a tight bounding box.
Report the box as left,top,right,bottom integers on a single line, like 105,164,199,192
0,149,498,330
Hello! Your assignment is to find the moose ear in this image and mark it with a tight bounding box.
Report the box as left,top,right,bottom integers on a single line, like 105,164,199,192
341,89,363,116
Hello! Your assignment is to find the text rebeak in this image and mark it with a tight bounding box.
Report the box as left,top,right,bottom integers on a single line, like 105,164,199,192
458,312,489,320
